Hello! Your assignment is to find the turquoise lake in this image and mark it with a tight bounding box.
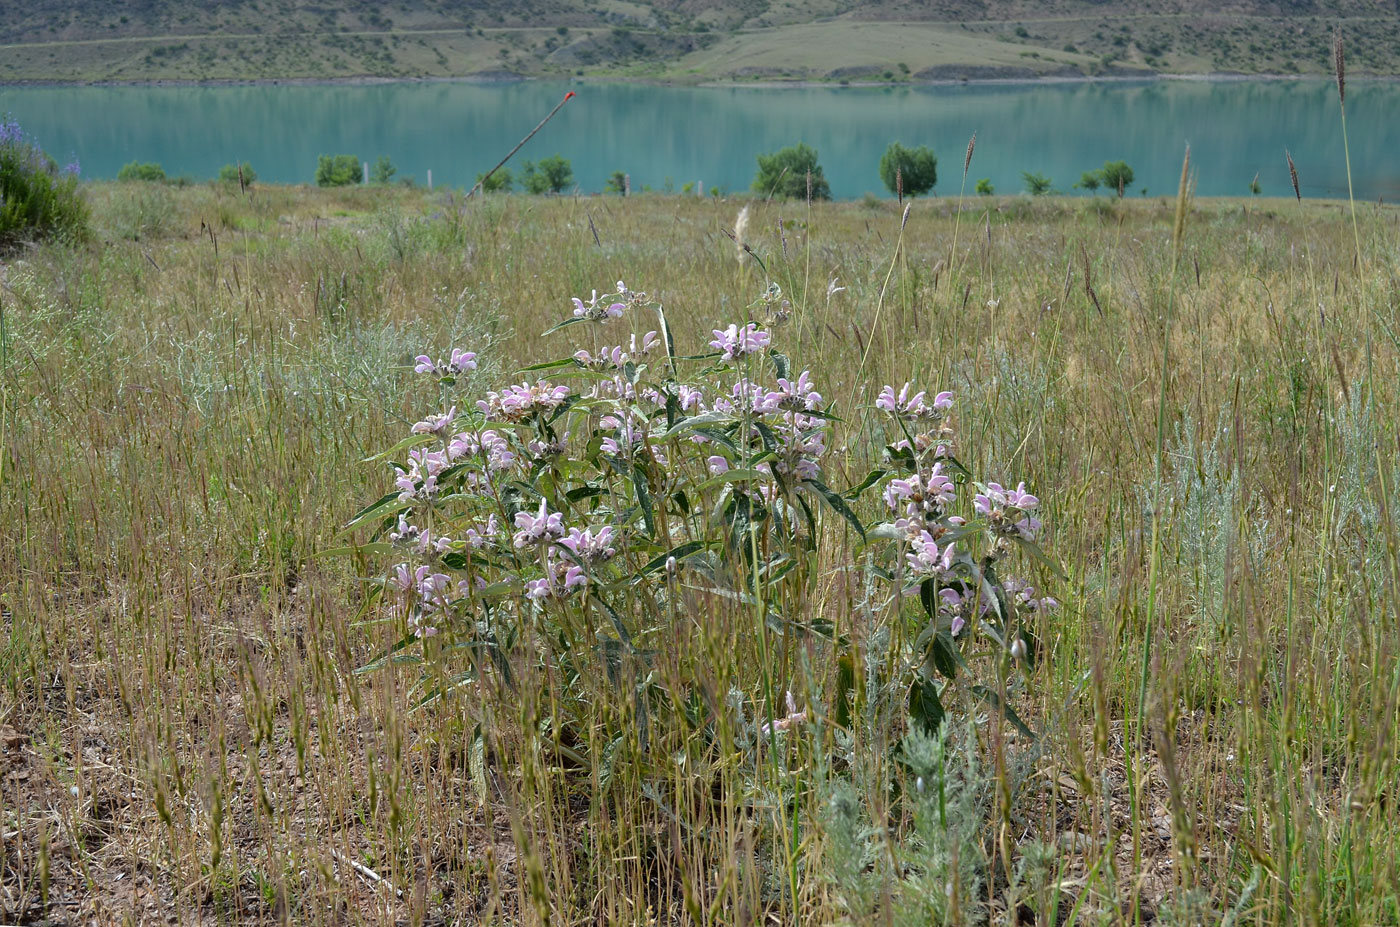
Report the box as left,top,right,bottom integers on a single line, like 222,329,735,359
2,78,1397,199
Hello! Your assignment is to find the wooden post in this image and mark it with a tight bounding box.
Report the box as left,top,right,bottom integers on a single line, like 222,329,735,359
427,169,433,191
624,173,630,197
362,161,369,184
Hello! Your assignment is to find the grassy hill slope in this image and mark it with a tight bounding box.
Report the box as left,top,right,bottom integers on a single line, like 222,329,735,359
2,0,1398,82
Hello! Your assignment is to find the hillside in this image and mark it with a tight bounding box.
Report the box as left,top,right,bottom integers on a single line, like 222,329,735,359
2,0,1398,83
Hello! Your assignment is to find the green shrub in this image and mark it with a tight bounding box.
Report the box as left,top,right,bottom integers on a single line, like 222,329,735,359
315,154,362,187
975,177,995,196
1021,171,1053,196
371,155,396,185
0,116,89,251
1099,160,1134,197
752,142,831,200
521,154,574,194
217,161,256,187
604,170,628,195
476,168,513,193
879,142,937,198
117,161,167,182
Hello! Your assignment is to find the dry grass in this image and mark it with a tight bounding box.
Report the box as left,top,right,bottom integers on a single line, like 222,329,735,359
2,182,1399,924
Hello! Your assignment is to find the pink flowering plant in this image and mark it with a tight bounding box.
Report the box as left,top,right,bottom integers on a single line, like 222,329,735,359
346,279,1058,748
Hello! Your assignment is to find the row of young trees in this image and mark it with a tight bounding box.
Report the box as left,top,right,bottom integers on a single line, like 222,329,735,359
114,147,1140,200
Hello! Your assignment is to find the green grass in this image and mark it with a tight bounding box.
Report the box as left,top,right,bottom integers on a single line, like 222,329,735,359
2,180,1399,923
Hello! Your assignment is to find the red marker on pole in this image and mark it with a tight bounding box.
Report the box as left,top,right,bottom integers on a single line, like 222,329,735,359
468,91,577,198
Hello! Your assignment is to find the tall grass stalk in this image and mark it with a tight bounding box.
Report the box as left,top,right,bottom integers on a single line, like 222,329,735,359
1334,30,1363,270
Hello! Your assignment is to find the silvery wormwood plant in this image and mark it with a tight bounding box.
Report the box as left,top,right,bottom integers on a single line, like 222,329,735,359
342,280,1059,742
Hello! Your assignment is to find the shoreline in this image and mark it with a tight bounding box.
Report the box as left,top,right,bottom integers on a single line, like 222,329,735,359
3,70,1397,91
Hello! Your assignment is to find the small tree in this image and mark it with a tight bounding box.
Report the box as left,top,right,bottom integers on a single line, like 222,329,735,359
1099,160,1134,197
1249,172,1262,196
522,154,573,194
218,161,256,187
752,143,831,201
117,161,166,182
477,168,513,193
1074,170,1101,194
975,177,995,196
371,155,397,185
1022,171,1053,196
879,142,937,198
316,154,362,187
604,171,628,195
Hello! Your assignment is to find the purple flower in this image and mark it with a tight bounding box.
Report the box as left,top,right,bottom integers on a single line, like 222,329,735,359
413,354,439,375
906,531,955,575
558,525,617,564
876,383,953,422
709,323,770,362
477,381,571,422
411,406,457,436
774,370,823,411
449,348,477,374
572,289,626,322
884,463,955,517
512,500,565,548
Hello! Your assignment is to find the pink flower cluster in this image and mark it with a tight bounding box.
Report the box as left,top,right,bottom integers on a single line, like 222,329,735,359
476,381,572,422
512,500,565,548
709,323,771,363
572,287,626,322
876,383,954,422
574,331,661,370
414,348,478,377
974,481,1042,540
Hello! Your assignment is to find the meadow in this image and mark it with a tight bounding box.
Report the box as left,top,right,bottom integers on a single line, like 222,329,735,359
2,176,1398,925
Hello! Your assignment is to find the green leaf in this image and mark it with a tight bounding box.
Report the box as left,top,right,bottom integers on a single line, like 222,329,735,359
805,478,865,539
361,432,436,463
636,541,708,578
632,464,656,539
518,357,580,372
662,410,733,440
929,632,961,680
655,303,678,377
697,468,771,491
971,685,1036,738
846,468,888,500
908,672,945,734
339,491,407,534
1010,535,1068,580
541,315,591,336
356,633,420,675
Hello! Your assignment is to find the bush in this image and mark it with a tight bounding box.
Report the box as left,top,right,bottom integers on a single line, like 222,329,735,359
879,142,937,198
371,155,396,185
752,143,831,200
604,170,628,195
217,161,256,187
117,161,167,183
975,178,995,196
315,154,362,187
1021,171,1053,196
1099,160,1134,197
353,281,1058,789
0,117,89,251
476,168,513,193
1073,171,1101,194
522,154,574,194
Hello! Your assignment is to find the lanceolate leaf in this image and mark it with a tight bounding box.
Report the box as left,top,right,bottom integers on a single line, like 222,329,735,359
805,478,865,539
971,685,1036,738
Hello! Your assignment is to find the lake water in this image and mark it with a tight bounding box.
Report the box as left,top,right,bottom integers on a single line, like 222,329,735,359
3,78,1398,200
